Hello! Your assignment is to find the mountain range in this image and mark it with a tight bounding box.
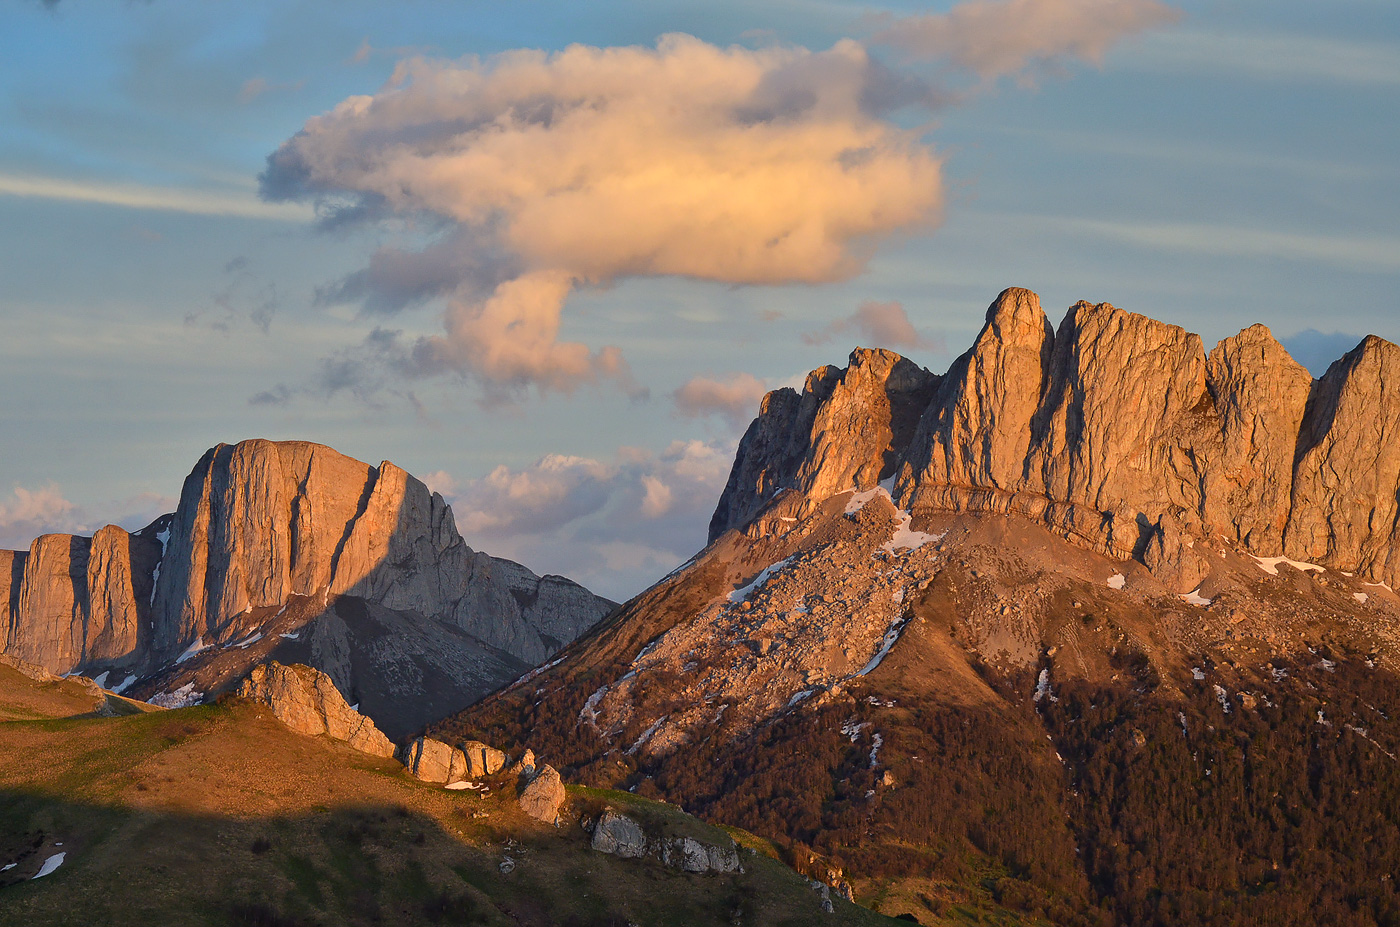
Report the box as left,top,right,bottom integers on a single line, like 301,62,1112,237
5,287,1400,925
440,288,1400,924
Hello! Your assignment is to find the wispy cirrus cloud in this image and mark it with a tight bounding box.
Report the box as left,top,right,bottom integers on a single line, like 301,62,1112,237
0,172,313,220
875,0,1180,84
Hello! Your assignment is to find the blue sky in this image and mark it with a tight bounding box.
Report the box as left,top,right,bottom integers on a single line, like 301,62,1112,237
1,0,1396,599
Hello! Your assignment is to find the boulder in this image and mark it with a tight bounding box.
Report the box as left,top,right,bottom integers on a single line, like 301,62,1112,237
404,736,459,782
591,810,648,858
237,661,396,757
461,740,506,777
517,764,565,824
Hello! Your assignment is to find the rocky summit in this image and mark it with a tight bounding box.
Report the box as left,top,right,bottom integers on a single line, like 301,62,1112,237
715,286,1400,592
0,439,614,737
445,288,1400,924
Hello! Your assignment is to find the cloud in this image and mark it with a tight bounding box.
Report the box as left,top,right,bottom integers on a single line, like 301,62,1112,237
261,34,944,400
673,373,771,431
876,0,1181,83
1128,31,1400,87
0,485,174,552
439,440,734,599
802,299,942,352
0,172,313,221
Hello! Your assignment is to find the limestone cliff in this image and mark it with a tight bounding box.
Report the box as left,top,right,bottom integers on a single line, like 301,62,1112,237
0,440,614,730
711,287,1400,591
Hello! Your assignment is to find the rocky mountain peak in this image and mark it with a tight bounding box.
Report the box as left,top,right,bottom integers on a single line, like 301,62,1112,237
1,438,614,735
712,287,1400,591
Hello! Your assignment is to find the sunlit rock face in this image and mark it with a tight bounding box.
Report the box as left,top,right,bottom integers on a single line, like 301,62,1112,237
713,286,1400,591
0,439,614,735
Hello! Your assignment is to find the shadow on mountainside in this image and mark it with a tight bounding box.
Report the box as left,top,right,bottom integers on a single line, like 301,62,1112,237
0,698,897,927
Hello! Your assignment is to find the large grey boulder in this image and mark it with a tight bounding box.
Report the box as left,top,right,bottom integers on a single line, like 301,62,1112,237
517,764,566,824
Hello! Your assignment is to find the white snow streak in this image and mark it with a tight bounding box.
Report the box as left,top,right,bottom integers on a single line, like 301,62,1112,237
1251,555,1324,576
31,852,65,879
728,557,794,603
1106,573,1126,590
148,682,203,709
111,674,136,695
857,619,908,676
1180,588,1212,607
174,637,211,664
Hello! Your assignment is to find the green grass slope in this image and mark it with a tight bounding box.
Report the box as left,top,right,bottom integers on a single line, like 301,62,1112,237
0,673,904,927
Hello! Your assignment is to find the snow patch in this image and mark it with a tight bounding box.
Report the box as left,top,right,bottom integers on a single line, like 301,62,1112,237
1034,668,1056,703
580,686,608,727
882,513,944,554
445,781,474,790
1355,592,1369,604
1192,667,1206,681
1251,555,1324,576
786,688,817,708
626,716,669,755
174,637,211,664
728,557,794,603
1,863,14,871
1180,588,1212,607
1106,573,1126,590
233,632,263,649
1213,684,1231,713
148,682,203,709
32,852,65,879
278,631,300,640
1364,581,1395,593
857,619,909,676
92,671,110,689
844,488,885,515
111,674,136,695
869,732,883,768
841,719,870,742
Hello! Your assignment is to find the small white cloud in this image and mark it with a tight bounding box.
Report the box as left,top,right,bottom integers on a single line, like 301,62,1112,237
803,299,941,353
0,485,175,552
672,373,770,431
876,0,1181,84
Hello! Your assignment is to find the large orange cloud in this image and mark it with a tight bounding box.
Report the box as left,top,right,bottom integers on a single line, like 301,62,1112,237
263,34,944,397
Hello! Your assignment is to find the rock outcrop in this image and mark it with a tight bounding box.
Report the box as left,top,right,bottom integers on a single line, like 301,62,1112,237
0,440,613,729
238,661,396,757
404,736,465,783
517,764,566,824
590,809,743,873
711,287,1400,590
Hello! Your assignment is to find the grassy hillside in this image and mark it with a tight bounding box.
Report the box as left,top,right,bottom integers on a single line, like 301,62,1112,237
0,672,904,927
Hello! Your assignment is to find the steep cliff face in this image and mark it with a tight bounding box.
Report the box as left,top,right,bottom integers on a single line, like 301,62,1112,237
0,440,614,729
713,287,1400,591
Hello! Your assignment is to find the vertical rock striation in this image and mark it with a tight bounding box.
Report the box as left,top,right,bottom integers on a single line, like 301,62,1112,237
1,440,613,684
712,286,1400,590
